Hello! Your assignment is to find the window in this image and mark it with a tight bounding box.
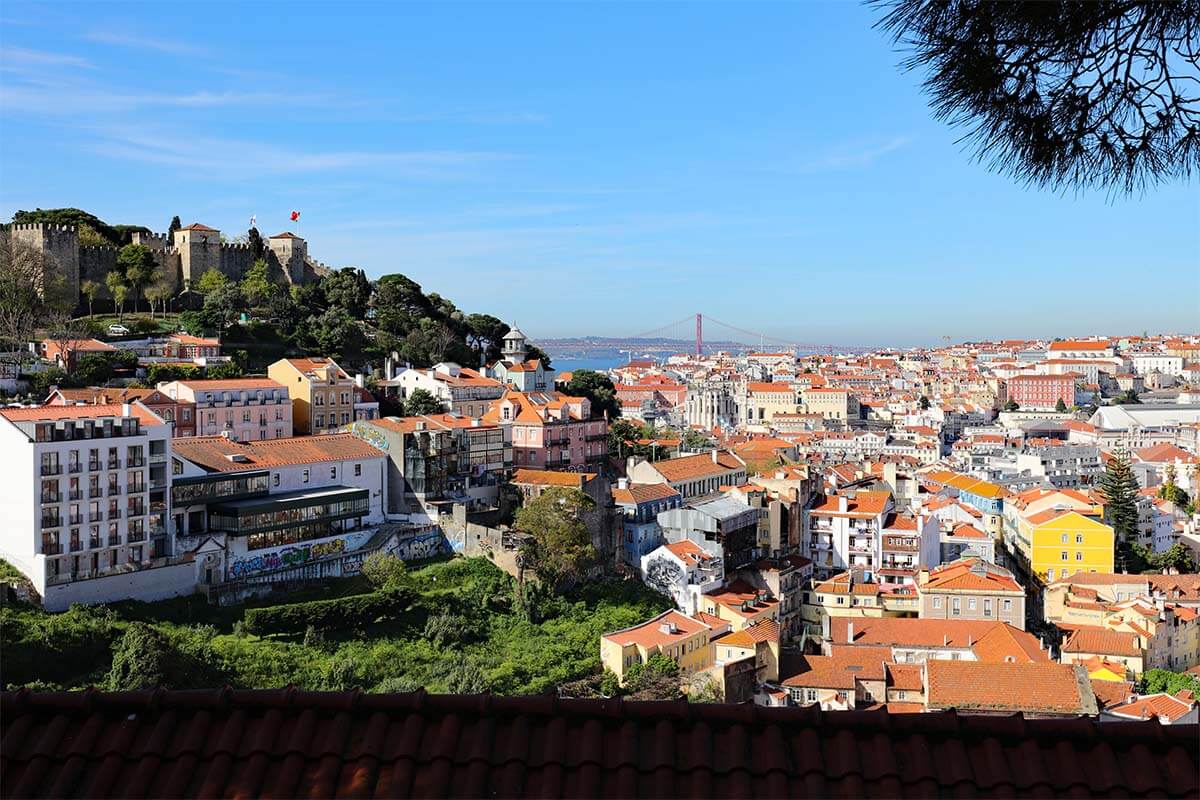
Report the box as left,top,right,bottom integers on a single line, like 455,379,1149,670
967,598,977,611
1061,534,1068,543
1047,568,1055,580
983,599,992,616
330,466,337,479
951,598,961,616
273,473,280,487
1076,551,1083,561
1002,598,1012,611
1061,551,1069,561
302,469,310,484
932,597,942,609
1075,534,1083,544
354,464,362,477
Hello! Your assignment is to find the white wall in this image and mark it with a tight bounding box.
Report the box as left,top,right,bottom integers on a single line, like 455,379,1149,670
41,560,197,611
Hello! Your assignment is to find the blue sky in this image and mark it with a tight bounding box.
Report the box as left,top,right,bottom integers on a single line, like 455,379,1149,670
1,2,1196,347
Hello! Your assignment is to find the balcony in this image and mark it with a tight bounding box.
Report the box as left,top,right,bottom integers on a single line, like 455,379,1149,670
107,460,121,470
68,514,82,526
149,477,168,490
69,538,81,552
40,518,61,530
68,490,82,501
108,535,121,547
88,512,104,523
89,487,103,499
40,464,62,476
107,486,121,496
127,457,146,468
128,485,146,495
109,509,122,520
68,462,82,473
88,461,101,471
42,543,62,555
148,453,167,464
128,531,146,543
88,537,101,549
41,492,61,504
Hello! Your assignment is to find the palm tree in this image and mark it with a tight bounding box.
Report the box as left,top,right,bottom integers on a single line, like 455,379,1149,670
104,271,125,318
112,285,128,322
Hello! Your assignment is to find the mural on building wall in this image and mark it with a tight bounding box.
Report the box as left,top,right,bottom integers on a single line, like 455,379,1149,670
644,555,684,602
388,529,449,562
228,537,348,578
346,421,389,451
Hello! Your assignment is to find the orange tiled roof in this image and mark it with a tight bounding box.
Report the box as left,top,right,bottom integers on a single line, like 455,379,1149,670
649,451,745,482
0,402,163,426
1062,627,1142,658
781,645,892,689
612,482,680,506
926,661,1091,714
172,433,384,473
602,610,708,649
512,469,596,488
810,490,892,518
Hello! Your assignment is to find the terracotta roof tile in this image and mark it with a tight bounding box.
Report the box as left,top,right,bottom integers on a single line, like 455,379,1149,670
512,469,596,487
926,661,1095,714
172,433,384,473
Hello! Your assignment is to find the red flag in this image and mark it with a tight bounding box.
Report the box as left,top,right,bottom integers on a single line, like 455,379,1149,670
290,211,301,222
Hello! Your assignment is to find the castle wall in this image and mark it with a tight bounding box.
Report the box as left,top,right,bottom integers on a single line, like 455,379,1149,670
10,223,80,304
218,244,255,283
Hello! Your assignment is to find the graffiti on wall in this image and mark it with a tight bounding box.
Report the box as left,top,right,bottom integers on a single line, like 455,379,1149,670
389,530,449,562
346,421,389,451
228,537,347,578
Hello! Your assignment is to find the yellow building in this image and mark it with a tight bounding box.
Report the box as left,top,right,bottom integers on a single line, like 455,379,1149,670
1028,509,1114,584
267,357,355,436
600,609,714,684
698,580,780,631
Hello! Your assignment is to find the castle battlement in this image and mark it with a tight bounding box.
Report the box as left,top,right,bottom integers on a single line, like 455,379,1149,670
9,223,79,233
220,242,254,253
79,244,119,254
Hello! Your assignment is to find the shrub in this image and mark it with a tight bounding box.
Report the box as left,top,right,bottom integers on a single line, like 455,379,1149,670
107,622,171,690
361,551,410,591
243,591,408,637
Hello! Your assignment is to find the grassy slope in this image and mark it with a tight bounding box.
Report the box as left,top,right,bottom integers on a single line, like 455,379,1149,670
0,557,671,693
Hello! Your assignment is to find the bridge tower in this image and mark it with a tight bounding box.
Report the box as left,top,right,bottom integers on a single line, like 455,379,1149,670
695,313,703,359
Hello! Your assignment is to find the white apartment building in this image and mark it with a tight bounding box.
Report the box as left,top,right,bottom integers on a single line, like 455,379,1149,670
1129,353,1185,377
804,490,939,582
158,378,292,441
384,362,506,419
171,433,388,585
0,403,195,610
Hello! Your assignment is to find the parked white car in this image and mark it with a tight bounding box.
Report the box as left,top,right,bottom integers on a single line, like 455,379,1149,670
106,324,130,336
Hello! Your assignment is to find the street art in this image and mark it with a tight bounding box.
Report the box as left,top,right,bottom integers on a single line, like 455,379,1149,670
346,422,389,451
228,537,348,578
389,530,449,562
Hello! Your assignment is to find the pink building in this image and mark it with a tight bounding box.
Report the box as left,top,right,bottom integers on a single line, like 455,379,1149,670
156,378,292,441
484,390,608,471
1007,374,1075,410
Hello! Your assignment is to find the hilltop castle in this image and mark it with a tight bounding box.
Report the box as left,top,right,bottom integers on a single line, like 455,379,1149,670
7,222,329,310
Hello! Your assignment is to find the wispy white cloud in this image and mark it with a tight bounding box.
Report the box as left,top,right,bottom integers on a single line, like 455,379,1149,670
83,30,206,56
785,136,912,173
0,46,94,71
81,126,512,180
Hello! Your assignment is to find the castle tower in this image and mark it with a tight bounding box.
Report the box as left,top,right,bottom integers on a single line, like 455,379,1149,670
267,232,308,284
173,223,222,288
9,223,81,306
502,324,528,362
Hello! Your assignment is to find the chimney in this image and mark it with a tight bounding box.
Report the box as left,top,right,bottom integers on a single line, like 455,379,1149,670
617,478,629,490
122,402,132,417
838,495,848,512
354,373,365,388
847,621,854,643
711,449,719,463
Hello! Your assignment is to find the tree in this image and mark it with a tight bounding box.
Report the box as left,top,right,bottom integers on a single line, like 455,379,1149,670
875,1,1200,193
144,282,171,319
465,314,509,364
687,672,725,703
117,243,157,313
205,361,244,379
111,284,129,322
1099,446,1140,547
1055,397,1068,413
624,652,682,700
240,258,275,309
74,353,117,386
564,369,620,419
203,282,245,332
515,487,598,587
525,343,552,367
403,388,445,416
107,623,171,690
322,268,372,318
1140,668,1200,697
247,226,265,261
918,394,930,410
680,428,713,452
1158,464,1190,508
361,551,411,592
0,232,57,351
76,223,108,247
104,270,126,317
196,268,230,295
1116,389,1142,405
80,280,101,318
307,307,357,361
608,419,642,460
1003,400,1020,412
1155,543,1198,573
167,215,182,240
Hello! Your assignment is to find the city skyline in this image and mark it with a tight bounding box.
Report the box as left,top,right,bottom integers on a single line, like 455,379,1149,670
1,2,1197,346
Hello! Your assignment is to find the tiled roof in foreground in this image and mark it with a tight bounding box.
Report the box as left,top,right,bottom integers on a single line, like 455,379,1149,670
2,689,1197,799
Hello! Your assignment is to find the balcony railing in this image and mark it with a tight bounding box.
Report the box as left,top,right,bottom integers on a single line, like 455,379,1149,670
68,463,82,473
127,458,146,468
40,464,62,476
41,492,61,504
43,543,62,555
68,490,82,501
148,453,167,464
68,514,82,526
107,460,121,470
128,485,146,494
108,535,121,547
89,488,103,499
88,537,101,549
89,461,101,471
128,532,146,543
109,510,122,520
107,486,121,496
